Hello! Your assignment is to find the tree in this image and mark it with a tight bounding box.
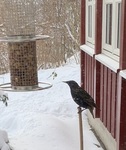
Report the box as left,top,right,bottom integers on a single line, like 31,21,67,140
0,0,81,72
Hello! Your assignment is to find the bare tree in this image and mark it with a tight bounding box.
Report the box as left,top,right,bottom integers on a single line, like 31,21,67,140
0,0,81,73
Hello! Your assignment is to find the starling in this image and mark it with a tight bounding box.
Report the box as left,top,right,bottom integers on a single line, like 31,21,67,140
63,80,97,118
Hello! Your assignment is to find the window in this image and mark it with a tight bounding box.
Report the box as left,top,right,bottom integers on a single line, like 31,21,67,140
86,0,95,48
102,0,121,61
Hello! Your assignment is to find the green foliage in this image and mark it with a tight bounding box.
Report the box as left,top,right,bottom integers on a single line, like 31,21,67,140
0,94,9,106
48,71,57,80
52,71,57,79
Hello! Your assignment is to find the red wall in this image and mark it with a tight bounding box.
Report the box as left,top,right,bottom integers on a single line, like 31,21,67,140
81,0,126,150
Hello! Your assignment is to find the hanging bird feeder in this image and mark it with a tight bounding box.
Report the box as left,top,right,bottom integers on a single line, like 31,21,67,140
0,0,52,91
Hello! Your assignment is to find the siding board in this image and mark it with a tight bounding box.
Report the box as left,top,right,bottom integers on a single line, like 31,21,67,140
111,72,117,138
103,66,107,127
117,77,126,150
95,60,101,118
89,55,92,94
85,54,87,90
107,69,112,132
100,64,104,121
91,58,94,97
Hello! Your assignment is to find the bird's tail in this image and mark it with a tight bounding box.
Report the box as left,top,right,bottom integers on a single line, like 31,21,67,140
93,103,101,111
88,107,94,118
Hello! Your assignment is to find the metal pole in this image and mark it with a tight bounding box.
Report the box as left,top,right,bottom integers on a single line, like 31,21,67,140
78,106,84,150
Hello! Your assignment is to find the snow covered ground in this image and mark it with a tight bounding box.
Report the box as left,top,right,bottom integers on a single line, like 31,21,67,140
0,56,104,150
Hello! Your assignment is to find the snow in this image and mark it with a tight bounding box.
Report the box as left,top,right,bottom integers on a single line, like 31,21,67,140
0,56,104,150
0,130,9,150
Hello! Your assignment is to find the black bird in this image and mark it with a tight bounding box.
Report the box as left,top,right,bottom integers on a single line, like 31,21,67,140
63,80,97,118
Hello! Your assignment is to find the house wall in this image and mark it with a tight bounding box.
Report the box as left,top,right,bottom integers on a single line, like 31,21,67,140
80,0,126,150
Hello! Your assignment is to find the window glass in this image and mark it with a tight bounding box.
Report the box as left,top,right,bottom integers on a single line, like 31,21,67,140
86,0,95,48
88,5,92,38
102,0,122,61
105,4,112,45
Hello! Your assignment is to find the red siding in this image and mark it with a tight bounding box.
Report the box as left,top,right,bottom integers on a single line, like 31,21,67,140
106,69,112,132
82,55,118,138
117,2,126,148
81,54,101,118
95,0,103,54
103,66,107,127
120,0,126,69
94,60,101,118
99,65,117,138
91,57,94,97
81,0,126,149
81,51,85,89
81,0,85,45
100,64,104,120
116,77,126,150
83,54,95,98
111,72,117,138
94,0,103,118
80,0,86,89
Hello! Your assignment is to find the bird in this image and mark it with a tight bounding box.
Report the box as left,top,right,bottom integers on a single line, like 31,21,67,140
63,80,97,118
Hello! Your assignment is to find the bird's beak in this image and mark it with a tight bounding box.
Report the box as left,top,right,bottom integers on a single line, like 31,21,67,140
62,81,69,86
62,81,68,84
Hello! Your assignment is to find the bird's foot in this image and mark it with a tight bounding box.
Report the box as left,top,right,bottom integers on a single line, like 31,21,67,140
77,107,86,114
81,108,86,112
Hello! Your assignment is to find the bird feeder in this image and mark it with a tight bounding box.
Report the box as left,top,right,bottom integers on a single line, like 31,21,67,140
0,0,52,91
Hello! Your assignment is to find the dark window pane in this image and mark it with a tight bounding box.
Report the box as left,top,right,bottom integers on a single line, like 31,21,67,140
117,3,121,49
88,5,92,38
105,4,112,45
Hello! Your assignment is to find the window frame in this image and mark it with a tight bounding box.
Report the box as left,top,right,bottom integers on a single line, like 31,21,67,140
102,0,121,61
86,0,95,48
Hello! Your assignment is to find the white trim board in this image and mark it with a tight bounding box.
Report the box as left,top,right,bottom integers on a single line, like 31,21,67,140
95,54,119,73
80,45,95,57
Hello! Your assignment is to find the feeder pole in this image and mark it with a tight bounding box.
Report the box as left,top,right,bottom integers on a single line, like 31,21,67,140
78,107,84,150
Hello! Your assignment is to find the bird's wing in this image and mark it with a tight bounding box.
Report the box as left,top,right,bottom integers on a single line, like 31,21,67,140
74,87,96,108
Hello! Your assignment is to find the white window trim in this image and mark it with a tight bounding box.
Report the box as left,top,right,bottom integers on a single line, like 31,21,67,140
102,0,121,61
80,44,95,57
102,1,113,52
95,54,119,73
114,1,121,56
86,0,95,48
